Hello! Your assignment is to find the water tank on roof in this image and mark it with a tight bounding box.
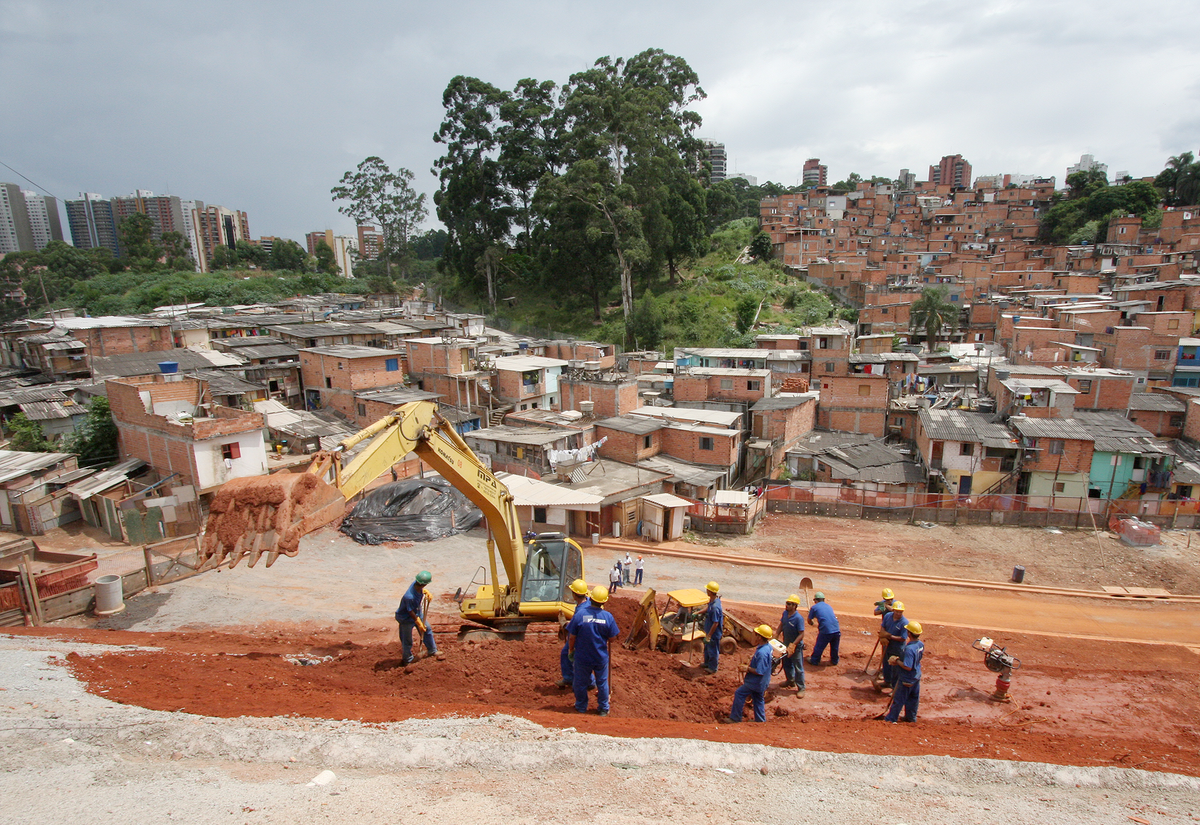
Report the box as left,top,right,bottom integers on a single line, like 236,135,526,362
995,369,1010,382
518,341,529,353
158,361,179,374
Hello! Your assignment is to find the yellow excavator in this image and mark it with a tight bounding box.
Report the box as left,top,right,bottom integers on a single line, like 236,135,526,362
199,400,584,638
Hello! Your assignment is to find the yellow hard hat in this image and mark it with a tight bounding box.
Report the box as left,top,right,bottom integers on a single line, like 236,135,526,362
569,579,588,596
785,594,801,604
706,581,720,594
906,620,923,636
891,601,905,611
590,586,609,604
881,588,894,599
755,624,773,640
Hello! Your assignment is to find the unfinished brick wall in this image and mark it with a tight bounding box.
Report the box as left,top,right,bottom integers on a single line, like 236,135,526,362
817,375,888,436
1020,437,1093,475
405,340,469,375
660,426,739,467
594,425,662,463
73,324,172,356
560,377,641,418
673,373,770,404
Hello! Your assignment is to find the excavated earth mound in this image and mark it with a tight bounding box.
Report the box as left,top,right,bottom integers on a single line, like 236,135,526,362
21,595,1200,777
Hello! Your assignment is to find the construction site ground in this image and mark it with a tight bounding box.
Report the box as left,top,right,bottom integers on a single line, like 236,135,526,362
2,514,1199,824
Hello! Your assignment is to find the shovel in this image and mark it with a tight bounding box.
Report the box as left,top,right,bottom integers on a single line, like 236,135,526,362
799,577,814,608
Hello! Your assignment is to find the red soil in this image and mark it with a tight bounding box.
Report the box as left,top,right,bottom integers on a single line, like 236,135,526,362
24,595,1200,776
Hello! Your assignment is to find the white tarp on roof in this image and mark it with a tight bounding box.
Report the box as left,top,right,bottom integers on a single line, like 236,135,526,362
713,490,751,506
496,472,603,510
643,492,693,508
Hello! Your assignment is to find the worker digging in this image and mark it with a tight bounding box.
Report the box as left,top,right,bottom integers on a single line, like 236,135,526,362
724,624,782,723
700,580,723,674
876,600,910,691
775,594,805,695
395,569,443,667
807,591,841,666
556,579,595,690
882,620,925,723
567,585,620,716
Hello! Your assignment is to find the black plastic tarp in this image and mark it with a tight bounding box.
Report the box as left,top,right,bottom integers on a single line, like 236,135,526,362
339,478,483,544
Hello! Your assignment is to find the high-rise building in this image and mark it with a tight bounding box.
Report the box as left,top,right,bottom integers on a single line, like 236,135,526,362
357,225,384,260
929,155,972,189
65,193,122,256
20,190,63,250
111,190,186,241
305,230,356,279
1067,153,1107,180
897,169,917,190
802,158,828,187
191,205,250,271
0,183,36,254
179,200,204,270
703,140,727,183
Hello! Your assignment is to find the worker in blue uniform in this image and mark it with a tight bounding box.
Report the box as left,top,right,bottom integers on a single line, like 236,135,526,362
567,585,620,716
557,579,595,690
879,601,910,689
806,591,841,666
700,581,723,674
727,624,776,722
883,621,925,723
775,594,806,694
395,570,442,665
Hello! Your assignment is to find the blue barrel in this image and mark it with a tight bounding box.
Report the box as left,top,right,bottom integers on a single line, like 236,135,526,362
1011,565,1025,583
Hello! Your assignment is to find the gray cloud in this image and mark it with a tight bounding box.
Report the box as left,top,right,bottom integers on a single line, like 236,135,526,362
2,0,1196,241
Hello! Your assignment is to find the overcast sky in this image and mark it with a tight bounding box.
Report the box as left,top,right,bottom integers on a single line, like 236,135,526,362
2,1,1197,243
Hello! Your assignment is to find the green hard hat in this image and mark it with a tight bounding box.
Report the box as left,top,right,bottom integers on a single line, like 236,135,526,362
416,570,432,585
813,591,825,600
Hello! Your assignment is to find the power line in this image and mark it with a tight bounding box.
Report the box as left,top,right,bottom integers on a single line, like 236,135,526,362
0,159,60,200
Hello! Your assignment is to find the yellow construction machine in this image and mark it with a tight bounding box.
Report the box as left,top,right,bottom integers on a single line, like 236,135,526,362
199,401,584,638
624,588,765,656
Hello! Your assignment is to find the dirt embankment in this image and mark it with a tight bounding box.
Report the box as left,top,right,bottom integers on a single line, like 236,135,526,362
30,593,1200,778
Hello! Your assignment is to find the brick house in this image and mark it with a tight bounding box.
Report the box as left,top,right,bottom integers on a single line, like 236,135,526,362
746,394,818,479
816,374,889,436
107,376,268,493
299,345,406,424
1127,392,1186,438
916,408,1019,495
1009,416,1095,499
558,371,641,418
673,368,773,405
493,354,568,412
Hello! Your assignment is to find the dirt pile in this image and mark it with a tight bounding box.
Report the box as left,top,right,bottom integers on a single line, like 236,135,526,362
34,593,1199,777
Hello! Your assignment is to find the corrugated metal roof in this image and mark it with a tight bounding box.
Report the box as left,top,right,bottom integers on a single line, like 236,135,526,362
18,400,83,420
65,457,148,498
919,409,1015,446
643,492,693,508
0,450,75,483
1128,393,1186,412
1071,411,1170,455
594,416,663,435
1009,417,1095,441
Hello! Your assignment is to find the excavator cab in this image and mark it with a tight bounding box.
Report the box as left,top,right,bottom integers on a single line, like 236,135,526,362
518,532,584,617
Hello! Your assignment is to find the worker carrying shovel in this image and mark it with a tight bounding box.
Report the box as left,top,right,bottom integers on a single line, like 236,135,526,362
775,594,806,695
395,570,444,667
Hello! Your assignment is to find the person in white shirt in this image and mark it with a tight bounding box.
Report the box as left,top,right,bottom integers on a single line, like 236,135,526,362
623,552,633,584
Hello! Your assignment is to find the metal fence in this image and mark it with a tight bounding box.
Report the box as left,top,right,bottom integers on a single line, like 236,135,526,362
764,483,1200,530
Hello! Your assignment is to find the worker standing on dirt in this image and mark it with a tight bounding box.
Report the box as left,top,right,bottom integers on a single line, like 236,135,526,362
776,594,806,694
609,563,621,591
874,588,896,616
883,621,924,723
806,592,841,666
623,552,633,584
878,601,910,689
726,625,775,723
557,579,595,690
700,581,723,674
567,586,620,716
634,556,644,585
395,570,443,666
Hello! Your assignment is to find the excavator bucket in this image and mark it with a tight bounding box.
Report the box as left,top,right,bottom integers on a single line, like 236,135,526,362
199,472,346,569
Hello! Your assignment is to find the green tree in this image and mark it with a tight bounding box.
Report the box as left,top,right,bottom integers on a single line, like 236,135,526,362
830,173,863,194
627,289,665,350
332,157,427,278
7,413,51,452
209,244,236,270
749,231,774,260
313,240,340,275
118,213,163,271
734,294,759,333
235,239,268,268
1155,151,1200,207
556,49,705,335
909,287,959,351
64,397,119,467
268,239,307,273
160,231,193,271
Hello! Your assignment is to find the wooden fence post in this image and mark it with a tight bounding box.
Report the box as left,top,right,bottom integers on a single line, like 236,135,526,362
17,560,43,626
